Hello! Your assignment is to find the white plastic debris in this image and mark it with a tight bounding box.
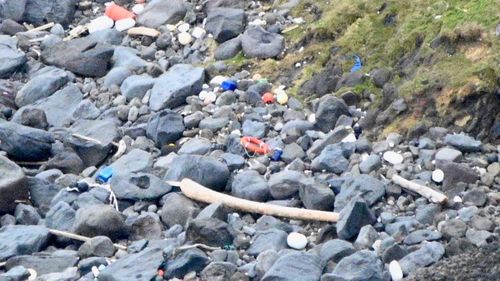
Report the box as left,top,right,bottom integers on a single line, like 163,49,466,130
178,32,192,45
287,232,308,250
88,16,114,34
453,196,463,203
432,169,444,183
115,18,135,31
276,90,288,105
27,268,37,281
91,266,100,278
192,27,206,39
389,260,403,281
131,4,144,14
249,19,266,26
383,151,404,165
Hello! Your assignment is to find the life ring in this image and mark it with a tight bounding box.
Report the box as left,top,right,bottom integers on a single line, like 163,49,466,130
241,136,270,155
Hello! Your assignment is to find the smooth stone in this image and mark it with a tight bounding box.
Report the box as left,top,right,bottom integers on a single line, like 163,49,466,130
287,232,307,250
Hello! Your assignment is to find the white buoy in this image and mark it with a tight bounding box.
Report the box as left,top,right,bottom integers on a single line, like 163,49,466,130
389,260,403,281
383,151,404,165
88,16,114,34
287,232,308,250
432,169,444,183
178,32,192,45
115,18,135,32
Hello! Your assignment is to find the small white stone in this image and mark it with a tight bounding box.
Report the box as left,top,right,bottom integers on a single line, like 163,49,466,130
287,232,308,250
389,260,403,281
453,196,463,203
177,22,190,33
432,169,444,183
249,19,266,26
293,17,305,24
132,4,144,14
192,26,206,39
88,16,114,34
178,32,192,45
115,18,135,31
91,266,100,277
307,113,316,123
27,269,37,281
209,75,227,86
383,151,404,165
372,239,382,253
204,92,217,103
199,90,209,101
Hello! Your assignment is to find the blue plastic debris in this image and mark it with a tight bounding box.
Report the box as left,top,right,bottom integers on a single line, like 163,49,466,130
270,148,283,161
350,55,363,73
97,166,113,183
221,80,237,91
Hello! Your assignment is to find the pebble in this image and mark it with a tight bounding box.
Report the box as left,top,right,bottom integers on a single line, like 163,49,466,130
115,18,136,31
276,91,288,105
383,151,404,165
178,32,193,45
132,4,144,14
88,16,114,34
389,260,403,281
177,23,191,33
192,27,206,39
286,232,307,250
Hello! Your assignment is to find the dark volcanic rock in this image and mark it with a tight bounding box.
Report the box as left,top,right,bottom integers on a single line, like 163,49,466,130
0,155,28,214
0,36,26,78
0,225,50,261
73,205,128,240
262,252,322,281
186,218,234,247
146,109,185,147
42,37,114,77
0,120,54,161
164,155,230,191
206,8,246,43
23,0,77,26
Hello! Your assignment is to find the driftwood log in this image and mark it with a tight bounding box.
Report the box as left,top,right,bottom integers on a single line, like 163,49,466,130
169,179,339,222
391,174,448,204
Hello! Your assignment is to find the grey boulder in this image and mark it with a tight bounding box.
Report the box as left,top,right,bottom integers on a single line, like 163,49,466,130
42,36,114,77
444,133,482,152
0,155,28,214
120,75,155,101
164,154,230,191
146,109,185,147
0,120,54,161
315,95,350,133
23,0,77,26
14,66,70,107
149,64,205,111
262,252,322,281
399,241,445,275
231,170,270,202
205,8,246,43
136,0,187,28
241,26,285,58
110,173,171,201
0,36,26,78
336,197,376,240
322,250,384,281
335,175,386,211
0,0,27,21
0,225,50,261
73,205,128,240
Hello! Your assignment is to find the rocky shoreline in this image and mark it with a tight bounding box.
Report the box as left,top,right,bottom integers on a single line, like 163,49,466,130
0,1,499,281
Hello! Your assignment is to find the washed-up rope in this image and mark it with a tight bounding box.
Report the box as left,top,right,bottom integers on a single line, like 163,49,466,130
66,182,119,211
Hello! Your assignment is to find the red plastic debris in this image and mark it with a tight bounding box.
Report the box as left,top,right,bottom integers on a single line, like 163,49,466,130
105,3,135,21
262,92,275,104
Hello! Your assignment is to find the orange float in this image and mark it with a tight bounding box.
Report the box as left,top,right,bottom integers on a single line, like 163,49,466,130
241,136,270,155
105,3,135,21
